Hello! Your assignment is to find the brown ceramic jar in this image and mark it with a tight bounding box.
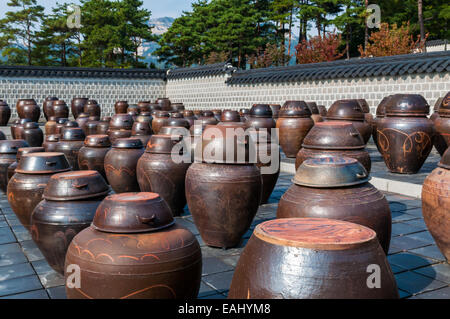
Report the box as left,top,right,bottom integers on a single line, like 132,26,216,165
7,147,45,183
43,134,60,152
75,113,90,129
137,135,190,217
152,111,170,134
377,94,434,174
185,125,262,248
422,148,450,261
318,105,327,116
7,152,71,231
295,121,371,173
156,98,171,111
97,117,111,134
221,110,241,123
373,95,393,153
22,122,43,147
31,170,109,274
104,138,144,193
246,104,276,135
277,157,391,253
269,104,281,119
131,119,153,146
71,98,88,119
84,100,101,117
0,140,29,192
433,92,450,156
228,218,398,299
42,97,58,121
109,113,134,130
55,118,72,135
78,135,112,180
0,100,11,126
55,128,86,170
137,101,151,113
11,118,32,140
52,100,69,119
276,101,314,158
45,116,59,135
114,101,129,114
17,99,40,122
166,115,190,129
64,192,202,299
326,99,372,144
357,99,374,126
239,108,250,122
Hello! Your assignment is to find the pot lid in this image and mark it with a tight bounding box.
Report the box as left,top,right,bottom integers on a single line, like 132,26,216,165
64,121,79,128
88,116,100,121
43,170,109,201
217,121,247,128
45,134,60,142
438,147,450,169
101,116,111,122
0,140,29,154
56,118,69,124
212,109,222,115
170,112,183,118
356,99,370,113
326,100,365,121
279,101,312,118
24,122,39,129
16,152,71,174
376,96,393,117
159,126,189,136
293,157,370,188
18,118,32,125
61,127,85,141
239,108,250,115
136,114,152,123
202,110,214,117
77,113,89,118
183,110,194,117
221,110,241,122
92,192,174,233
16,147,45,161
250,104,273,118
306,102,319,114
302,121,365,150
437,92,450,117
195,124,253,164
155,111,169,118
166,118,190,128
85,121,99,128
84,134,111,147
385,94,429,117
146,134,182,154
112,137,143,149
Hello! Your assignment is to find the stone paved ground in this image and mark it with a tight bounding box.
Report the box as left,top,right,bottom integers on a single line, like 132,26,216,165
0,171,449,299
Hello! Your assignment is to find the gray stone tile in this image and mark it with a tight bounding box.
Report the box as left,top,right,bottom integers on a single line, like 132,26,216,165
409,245,447,262
407,231,435,243
202,270,234,294
412,286,450,299
0,227,16,245
402,219,428,231
0,274,43,297
0,262,35,281
391,223,425,236
391,212,420,223
389,236,430,251
389,202,409,212
0,243,28,266
402,207,424,217
0,289,49,299
202,257,234,276
388,252,436,271
198,293,226,299
398,289,412,299
46,286,66,299
395,271,447,294
413,263,450,284
0,221,8,228
20,240,44,262
197,281,218,298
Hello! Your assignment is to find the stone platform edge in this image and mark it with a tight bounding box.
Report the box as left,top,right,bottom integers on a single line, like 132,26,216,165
280,161,423,199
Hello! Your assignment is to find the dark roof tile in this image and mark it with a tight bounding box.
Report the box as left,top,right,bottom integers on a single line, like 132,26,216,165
167,62,236,80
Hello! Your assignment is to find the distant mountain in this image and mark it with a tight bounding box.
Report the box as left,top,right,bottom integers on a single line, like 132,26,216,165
140,17,175,68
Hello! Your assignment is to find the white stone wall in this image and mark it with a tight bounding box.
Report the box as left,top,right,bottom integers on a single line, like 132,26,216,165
0,77,166,120
166,72,450,114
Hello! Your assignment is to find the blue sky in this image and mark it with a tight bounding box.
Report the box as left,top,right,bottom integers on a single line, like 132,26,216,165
0,0,194,19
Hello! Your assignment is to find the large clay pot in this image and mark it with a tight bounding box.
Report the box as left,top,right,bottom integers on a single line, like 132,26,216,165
84,100,101,117
422,148,450,261
83,118,100,136
137,135,190,217
137,101,151,113
0,140,29,192
156,98,171,111
59,120,79,136
114,101,129,114
357,99,374,126
186,125,262,248
277,157,391,253
269,104,281,119
104,138,144,193
64,192,202,299
172,103,185,112
318,105,327,116
17,99,40,122
7,146,45,183
55,128,86,170
75,113,90,129
54,118,69,134
181,110,195,126
246,104,276,136
131,120,153,146
22,122,43,147
373,95,393,153
107,129,132,143
78,135,112,180
326,99,372,144
239,109,250,122
11,118,32,140
295,121,371,173
7,152,71,231
0,100,11,126
228,218,398,299
221,110,241,123
44,116,59,135
31,170,109,274
71,98,88,119
52,100,69,119
151,111,169,134
109,113,134,131
377,94,434,174
433,92,450,156
42,97,58,121
43,134,60,152
97,117,111,135
276,101,314,158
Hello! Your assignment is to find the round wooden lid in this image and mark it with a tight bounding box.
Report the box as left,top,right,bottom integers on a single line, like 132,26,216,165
254,218,376,250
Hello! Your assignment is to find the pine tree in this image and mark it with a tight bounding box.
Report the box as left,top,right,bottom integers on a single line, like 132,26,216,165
0,0,44,65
